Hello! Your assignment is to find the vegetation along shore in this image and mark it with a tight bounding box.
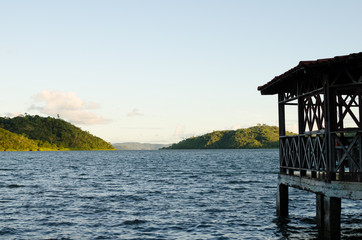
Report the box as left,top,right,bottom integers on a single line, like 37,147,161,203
163,124,294,149
0,115,115,151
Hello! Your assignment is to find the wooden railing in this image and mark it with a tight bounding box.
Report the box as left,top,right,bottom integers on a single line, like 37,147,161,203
280,132,362,182
333,131,362,182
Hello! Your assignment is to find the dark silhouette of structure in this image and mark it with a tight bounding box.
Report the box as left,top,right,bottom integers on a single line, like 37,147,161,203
258,52,362,238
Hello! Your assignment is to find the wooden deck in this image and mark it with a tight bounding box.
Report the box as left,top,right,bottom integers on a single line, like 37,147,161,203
278,174,362,200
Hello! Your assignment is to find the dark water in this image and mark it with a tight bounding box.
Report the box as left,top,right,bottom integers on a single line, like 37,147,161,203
0,150,360,239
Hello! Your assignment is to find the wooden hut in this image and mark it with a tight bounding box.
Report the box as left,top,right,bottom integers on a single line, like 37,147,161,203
258,52,362,238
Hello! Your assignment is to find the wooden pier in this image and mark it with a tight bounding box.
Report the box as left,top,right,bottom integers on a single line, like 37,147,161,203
258,52,362,239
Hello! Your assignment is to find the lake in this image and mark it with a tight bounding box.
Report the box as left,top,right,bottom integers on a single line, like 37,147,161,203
0,149,360,239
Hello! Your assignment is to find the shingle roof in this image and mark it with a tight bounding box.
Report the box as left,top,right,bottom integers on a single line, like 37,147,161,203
258,52,362,94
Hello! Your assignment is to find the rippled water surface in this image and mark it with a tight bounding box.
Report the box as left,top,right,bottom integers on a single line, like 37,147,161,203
0,150,361,239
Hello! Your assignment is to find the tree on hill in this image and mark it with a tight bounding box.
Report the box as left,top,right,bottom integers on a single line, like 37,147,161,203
0,115,115,151
0,127,58,151
164,124,291,149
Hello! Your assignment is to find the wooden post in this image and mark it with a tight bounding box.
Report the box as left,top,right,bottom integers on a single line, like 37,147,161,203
359,134,362,182
298,83,305,177
279,93,286,174
278,93,286,137
276,183,288,217
316,193,341,239
324,74,336,181
323,196,341,239
316,193,324,227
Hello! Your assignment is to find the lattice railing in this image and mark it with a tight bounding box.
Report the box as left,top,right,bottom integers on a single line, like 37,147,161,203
280,134,326,176
333,132,362,181
280,133,361,182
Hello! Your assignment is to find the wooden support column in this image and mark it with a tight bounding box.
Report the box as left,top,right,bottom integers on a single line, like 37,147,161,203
359,134,362,182
316,193,324,227
324,74,337,181
276,183,288,217
324,196,341,238
278,93,286,174
278,94,286,136
316,193,341,239
298,93,305,176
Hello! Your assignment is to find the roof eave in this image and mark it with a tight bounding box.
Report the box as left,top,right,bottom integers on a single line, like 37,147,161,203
258,52,362,95
258,65,305,95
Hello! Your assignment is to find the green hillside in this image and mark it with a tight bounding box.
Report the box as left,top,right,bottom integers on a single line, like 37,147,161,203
164,124,291,149
0,128,56,151
0,115,115,151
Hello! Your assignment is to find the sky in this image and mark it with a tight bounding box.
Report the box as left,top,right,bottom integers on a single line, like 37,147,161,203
1,0,362,144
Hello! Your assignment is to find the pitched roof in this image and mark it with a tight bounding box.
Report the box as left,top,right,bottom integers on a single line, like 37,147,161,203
258,52,362,95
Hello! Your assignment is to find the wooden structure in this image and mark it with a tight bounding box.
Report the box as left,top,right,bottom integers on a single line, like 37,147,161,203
258,52,362,238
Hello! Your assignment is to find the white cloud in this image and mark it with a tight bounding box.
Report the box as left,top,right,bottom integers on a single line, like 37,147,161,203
2,112,24,118
173,124,186,136
29,90,111,125
127,108,144,117
231,125,242,130
170,124,199,143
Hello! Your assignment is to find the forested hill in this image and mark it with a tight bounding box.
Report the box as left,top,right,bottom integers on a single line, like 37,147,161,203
164,125,293,149
0,115,115,151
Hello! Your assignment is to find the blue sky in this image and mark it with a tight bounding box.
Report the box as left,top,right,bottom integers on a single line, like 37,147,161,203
1,0,362,144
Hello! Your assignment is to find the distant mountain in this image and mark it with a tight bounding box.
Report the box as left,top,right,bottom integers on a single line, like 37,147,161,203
112,142,170,150
0,115,115,151
163,124,293,149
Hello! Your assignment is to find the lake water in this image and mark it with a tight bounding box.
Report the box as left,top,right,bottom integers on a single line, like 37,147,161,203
0,149,360,239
